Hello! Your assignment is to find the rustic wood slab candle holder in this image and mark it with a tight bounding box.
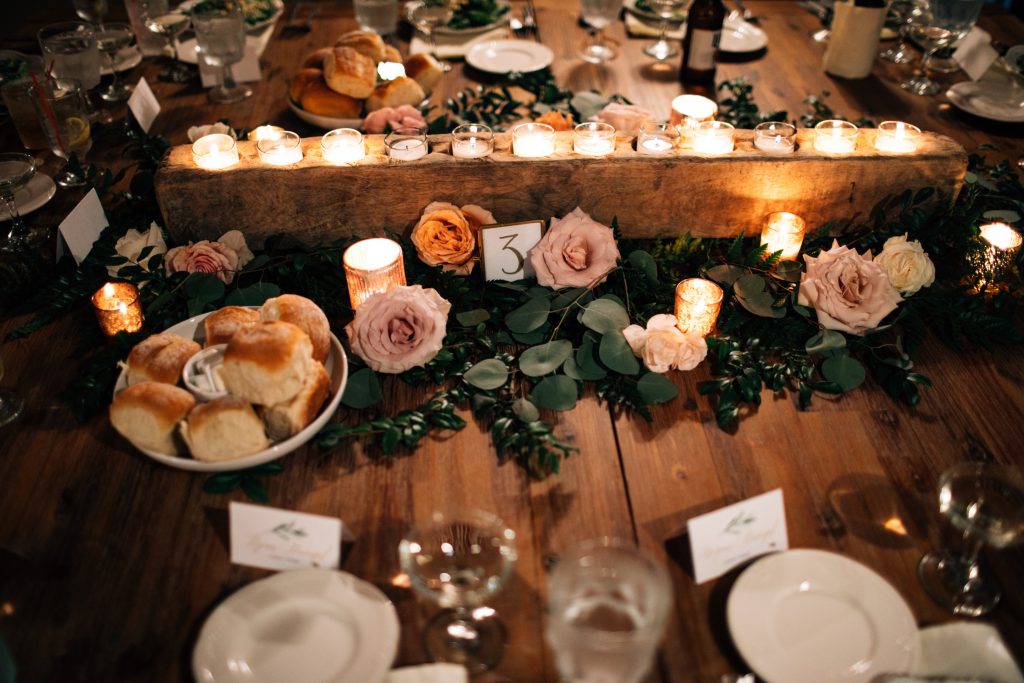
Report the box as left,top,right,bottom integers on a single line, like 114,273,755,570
155,130,967,245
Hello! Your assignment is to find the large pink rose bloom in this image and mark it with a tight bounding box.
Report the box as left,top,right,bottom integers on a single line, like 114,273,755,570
164,241,239,284
529,207,620,290
346,285,452,373
798,240,902,336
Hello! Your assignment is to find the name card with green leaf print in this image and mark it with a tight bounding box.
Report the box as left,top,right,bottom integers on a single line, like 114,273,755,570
687,489,788,583
479,220,545,282
230,502,344,571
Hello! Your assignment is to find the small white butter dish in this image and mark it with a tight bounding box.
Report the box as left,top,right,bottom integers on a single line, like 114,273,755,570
182,344,228,402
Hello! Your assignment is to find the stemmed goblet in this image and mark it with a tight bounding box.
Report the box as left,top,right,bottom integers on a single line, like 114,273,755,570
141,1,193,83
924,0,984,73
0,349,25,427
193,3,253,103
399,509,518,674
411,3,454,73
880,0,926,64
900,9,958,96
72,0,110,27
644,0,685,61
578,0,622,64
95,23,135,102
0,154,37,248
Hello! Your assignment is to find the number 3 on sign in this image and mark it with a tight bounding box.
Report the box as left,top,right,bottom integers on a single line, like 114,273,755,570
479,220,545,282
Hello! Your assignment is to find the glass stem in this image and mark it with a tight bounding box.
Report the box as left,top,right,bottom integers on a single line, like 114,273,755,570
427,30,437,59
221,64,236,93
657,18,669,44
958,529,986,593
1,191,25,239
919,46,939,78
108,53,120,92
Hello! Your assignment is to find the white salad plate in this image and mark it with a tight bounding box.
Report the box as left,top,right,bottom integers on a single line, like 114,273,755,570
113,307,348,473
0,174,56,222
193,569,400,683
726,549,919,683
466,39,554,74
720,15,767,54
288,99,363,131
946,81,1024,124
406,0,511,37
912,622,1024,683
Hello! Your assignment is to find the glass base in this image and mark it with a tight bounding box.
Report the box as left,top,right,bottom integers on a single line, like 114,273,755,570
423,609,507,674
578,37,619,64
901,73,940,96
925,54,960,74
160,61,196,83
209,83,253,104
100,83,132,102
644,39,678,60
56,172,87,188
0,390,24,427
918,550,1000,617
880,44,913,64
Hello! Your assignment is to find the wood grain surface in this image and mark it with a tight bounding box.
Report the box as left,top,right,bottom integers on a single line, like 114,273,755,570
1,2,1023,683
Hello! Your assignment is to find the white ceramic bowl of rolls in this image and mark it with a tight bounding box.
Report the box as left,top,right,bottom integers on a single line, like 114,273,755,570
109,295,348,472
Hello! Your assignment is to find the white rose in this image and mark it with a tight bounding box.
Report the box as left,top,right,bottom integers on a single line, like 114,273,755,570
873,233,935,296
623,314,707,373
108,223,167,281
187,122,235,142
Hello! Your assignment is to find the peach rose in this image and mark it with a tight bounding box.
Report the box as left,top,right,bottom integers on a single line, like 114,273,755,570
623,314,707,373
535,110,574,131
345,285,452,373
411,201,495,275
798,240,903,336
164,230,253,284
590,103,654,134
361,105,427,134
529,207,620,289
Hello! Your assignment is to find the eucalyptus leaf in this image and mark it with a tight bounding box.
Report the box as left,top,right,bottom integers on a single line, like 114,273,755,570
706,264,746,286
637,373,679,404
627,250,658,284
772,261,803,283
551,287,589,309
224,282,280,307
464,358,509,389
505,296,551,333
342,367,383,409
512,397,540,422
511,326,550,344
520,340,573,377
456,308,491,326
570,91,610,121
736,290,785,318
822,354,866,392
599,332,640,375
734,273,767,297
579,298,630,335
575,338,608,380
805,329,847,356
531,374,578,411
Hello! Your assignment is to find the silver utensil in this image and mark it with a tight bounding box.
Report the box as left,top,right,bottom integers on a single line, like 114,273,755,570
523,0,540,42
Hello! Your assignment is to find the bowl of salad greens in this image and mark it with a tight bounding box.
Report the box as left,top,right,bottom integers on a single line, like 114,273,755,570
180,0,284,31
407,0,512,36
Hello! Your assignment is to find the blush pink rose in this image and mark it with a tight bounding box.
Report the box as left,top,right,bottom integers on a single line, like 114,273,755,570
529,207,620,289
361,105,428,134
590,103,654,135
164,230,253,284
623,314,707,373
345,285,452,373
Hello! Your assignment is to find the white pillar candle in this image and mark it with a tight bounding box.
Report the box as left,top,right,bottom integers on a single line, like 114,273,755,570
814,120,858,154
385,128,428,161
874,121,921,154
191,133,239,170
573,122,615,156
754,121,796,154
512,123,555,158
257,131,303,165
343,238,407,309
321,128,365,164
637,122,679,155
451,123,493,159
692,121,735,155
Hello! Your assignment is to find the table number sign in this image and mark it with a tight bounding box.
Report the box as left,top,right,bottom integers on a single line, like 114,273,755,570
687,488,789,583
127,77,161,134
480,220,544,281
229,501,344,571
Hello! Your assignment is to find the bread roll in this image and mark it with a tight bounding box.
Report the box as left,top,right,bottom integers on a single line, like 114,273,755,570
127,333,201,386
259,294,332,364
303,47,333,69
182,397,269,462
220,320,315,406
334,30,387,63
203,306,260,347
382,45,402,64
323,46,376,99
299,79,363,118
110,382,195,455
262,362,330,441
289,67,323,103
403,53,444,97
366,76,426,112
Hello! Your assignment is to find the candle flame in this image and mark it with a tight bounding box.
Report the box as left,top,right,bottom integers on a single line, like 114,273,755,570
980,223,1022,251
103,283,115,297
118,302,127,314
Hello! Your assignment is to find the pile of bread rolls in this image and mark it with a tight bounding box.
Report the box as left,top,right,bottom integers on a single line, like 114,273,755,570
290,29,444,119
110,294,334,463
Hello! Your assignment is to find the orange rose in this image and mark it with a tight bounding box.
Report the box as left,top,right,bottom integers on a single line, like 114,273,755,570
411,201,478,275
535,110,574,131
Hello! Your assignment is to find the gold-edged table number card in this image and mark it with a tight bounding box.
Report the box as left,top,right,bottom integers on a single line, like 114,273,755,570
479,220,546,282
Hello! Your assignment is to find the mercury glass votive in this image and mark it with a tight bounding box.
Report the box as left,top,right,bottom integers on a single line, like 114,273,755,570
754,121,797,155
760,212,807,261
512,122,555,158
191,133,239,170
385,127,428,161
257,130,303,165
975,222,1023,291
874,121,921,154
321,128,365,164
573,122,615,156
91,282,144,337
637,121,679,155
692,121,735,155
248,125,285,142
451,123,493,159
668,94,717,139
675,278,723,336
814,120,858,154
343,238,407,309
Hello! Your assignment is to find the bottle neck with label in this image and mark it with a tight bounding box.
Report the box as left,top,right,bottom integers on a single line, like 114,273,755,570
680,0,726,85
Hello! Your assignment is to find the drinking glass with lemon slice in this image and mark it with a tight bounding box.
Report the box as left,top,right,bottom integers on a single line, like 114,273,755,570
30,78,93,188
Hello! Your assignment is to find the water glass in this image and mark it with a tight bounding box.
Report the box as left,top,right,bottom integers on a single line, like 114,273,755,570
0,154,37,247
1,69,50,150
193,3,252,103
411,3,453,72
31,79,93,188
38,22,101,91
578,0,622,63
644,0,685,61
355,0,399,35
140,0,192,82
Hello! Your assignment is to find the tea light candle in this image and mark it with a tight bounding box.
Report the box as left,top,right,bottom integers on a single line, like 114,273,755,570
191,133,239,170
257,131,303,165
760,212,807,261
637,122,679,155
91,283,144,337
451,123,493,159
512,123,555,158
343,238,407,309
874,121,921,154
321,128,365,164
976,222,1022,290
248,125,284,142
754,121,796,154
385,128,428,161
573,122,615,156
675,278,723,337
669,94,717,137
692,121,735,155
814,120,858,154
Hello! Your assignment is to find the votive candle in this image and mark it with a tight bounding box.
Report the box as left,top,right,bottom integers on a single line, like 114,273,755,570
675,278,723,337
343,238,407,309
874,121,921,154
669,94,717,139
637,121,679,155
754,121,796,154
321,128,365,164
451,123,493,159
977,222,1022,290
512,123,555,158
692,121,735,155
573,121,615,156
760,212,807,261
257,131,303,165
814,120,858,154
191,133,239,170
91,282,144,337
248,125,284,142
385,127,428,161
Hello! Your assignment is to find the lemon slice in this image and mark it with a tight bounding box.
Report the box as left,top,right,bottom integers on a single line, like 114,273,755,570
65,116,91,149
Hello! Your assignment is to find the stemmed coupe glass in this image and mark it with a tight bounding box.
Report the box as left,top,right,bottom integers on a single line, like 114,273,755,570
72,0,110,26
880,0,926,64
918,462,1024,617
0,153,37,249
901,0,984,95
193,4,253,103
644,0,685,61
578,0,622,64
95,23,135,102
141,0,193,82
399,509,518,674
411,3,454,73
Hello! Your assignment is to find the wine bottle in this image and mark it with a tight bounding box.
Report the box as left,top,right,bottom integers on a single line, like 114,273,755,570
680,0,726,85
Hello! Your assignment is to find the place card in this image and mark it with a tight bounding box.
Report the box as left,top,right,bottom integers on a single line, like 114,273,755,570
127,77,160,133
199,44,262,88
479,220,544,281
687,489,788,584
58,189,108,264
229,501,344,571
953,27,999,82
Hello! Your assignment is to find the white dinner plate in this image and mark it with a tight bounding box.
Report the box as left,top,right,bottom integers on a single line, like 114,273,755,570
99,46,142,75
288,99,363,131
466,39,554,74
193,569,400,683
720,15,767,54
622,0,688,23
0,173,56,222
726,549,919,683
113,308,348,472
406,0,511,36
178,0,285,32
946,81,1024,124
912,622,1024,683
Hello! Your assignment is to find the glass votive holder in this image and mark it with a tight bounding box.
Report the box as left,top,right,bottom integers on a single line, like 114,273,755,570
874,121,921,154
321,128,365,164
343,238,407,309
512,122,556,158
91,282,144,337
257,130,303,165
636,121,679,155
248,125,284,142
760,212,807,261
668,94,717,138
385,127,428,161
451,123,494,159
975,222,1022,291
675,278,723,337
191,133,239,170
573,121,616,156
814,120,858,154
754,121,797,155
692,121,735,155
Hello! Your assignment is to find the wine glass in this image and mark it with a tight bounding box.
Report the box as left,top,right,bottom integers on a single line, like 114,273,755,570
411,3,453,73
95,23,135,102
193,4,253,103
880,0,926,64
72,0,110,27
398,509,518,674
900,9,958,96
0,349,25,427
0,154,36,247
923,0,984,73
578,0,622,64
644,0,685,61
918,462,1024,617
31,79,93,188
140,1,192,83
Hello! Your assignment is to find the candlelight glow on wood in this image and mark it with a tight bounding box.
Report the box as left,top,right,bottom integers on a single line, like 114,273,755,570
248,125,285,142
257,131,303,165
874,121,921,154
754,121,796,154
760,212,807,261
451,123,493,158
321,128,365,164
692,121,735,155
814,120,858,154
91,283,144,337
343,238,407,309
669,94,717,139
385,128,428,161
675,278,723,337
191,133,239,170
512,123,555,158
573,122,615,156
975,222,1023,291
637,121,679,155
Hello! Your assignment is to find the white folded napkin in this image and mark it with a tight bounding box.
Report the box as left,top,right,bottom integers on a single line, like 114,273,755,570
385,663,469,683
624,13,685,39
954,26,1000,81
409,26,511,59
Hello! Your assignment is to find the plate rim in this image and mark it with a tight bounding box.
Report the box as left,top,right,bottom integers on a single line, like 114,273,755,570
406,0,512,36
465,39,554,74
288,99,363,131
946,81,1024,124
0,173,56,222
720,16,767,54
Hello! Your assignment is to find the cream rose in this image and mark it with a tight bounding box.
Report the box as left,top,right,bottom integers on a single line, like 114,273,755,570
529,207,620,290
873,233,935,296
798,240,903,336
623,314,707,373
187,122,235,142
108,223,167,281
346,285,452,373
164,231,254,284
411,201,495,275
590,103,654,135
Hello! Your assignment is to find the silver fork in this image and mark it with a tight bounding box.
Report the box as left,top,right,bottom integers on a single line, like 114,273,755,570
523,1,540,41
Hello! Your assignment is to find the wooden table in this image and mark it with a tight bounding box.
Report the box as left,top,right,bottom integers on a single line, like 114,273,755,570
1,2,1023,681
